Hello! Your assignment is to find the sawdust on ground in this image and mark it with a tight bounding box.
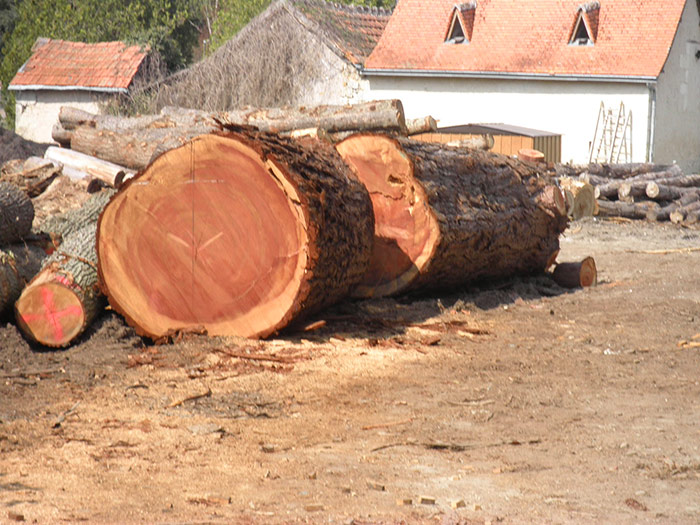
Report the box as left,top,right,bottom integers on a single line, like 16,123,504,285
1,218,700,524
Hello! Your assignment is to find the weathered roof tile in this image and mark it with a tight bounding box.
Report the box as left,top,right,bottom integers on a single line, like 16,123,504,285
366,0,687,78
9,38,148,91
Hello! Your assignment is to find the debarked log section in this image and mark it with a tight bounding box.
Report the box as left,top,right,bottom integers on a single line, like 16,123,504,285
335,135,569,298
97,132,373,340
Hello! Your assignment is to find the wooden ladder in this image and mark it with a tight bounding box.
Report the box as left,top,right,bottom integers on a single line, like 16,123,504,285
590,102,632,163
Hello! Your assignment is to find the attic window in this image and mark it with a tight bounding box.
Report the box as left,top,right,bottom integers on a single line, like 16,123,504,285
569,2,599,46
445,2,476,44
446,15,466,43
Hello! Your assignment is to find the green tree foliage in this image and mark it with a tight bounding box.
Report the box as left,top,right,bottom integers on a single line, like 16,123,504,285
209,0,393,53
0,1,17,58
0,0,200,126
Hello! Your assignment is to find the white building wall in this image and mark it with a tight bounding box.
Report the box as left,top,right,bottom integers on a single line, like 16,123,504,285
364,76,651,165
14,90,107,144
298,44,369,106
653,0,700,174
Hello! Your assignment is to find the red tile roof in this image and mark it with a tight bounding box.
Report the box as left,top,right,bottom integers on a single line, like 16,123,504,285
291,0,392,65
9,38,148,92
365,0,687,78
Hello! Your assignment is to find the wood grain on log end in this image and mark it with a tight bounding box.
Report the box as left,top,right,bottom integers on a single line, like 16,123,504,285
98,132,372,340
552,256,597,288
335,135,440,297
15,281,86,347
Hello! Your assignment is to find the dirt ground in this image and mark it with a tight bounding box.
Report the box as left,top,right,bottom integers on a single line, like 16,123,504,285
1,217,700,524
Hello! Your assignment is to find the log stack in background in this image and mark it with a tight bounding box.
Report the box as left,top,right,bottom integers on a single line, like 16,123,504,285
555,163,700,224
5,99,577,345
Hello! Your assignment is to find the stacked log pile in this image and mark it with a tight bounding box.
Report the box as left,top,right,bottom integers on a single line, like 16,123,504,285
1,100,576,346
555,163,700,224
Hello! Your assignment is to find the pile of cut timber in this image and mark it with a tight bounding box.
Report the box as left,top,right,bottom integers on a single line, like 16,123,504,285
556,163,700,224
55,100,435,170
9,100,571,345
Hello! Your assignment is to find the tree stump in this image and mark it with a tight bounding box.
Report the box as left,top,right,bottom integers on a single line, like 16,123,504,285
97,132,373,340
335,134,568,298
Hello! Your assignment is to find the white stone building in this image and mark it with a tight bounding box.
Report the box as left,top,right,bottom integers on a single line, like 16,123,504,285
9,38,148,144
362,0,700,172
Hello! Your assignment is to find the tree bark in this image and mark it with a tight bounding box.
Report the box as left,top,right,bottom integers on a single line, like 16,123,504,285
97,131,373,340
596,199,658,220
0,244,46,314
1,157,61,197
586,163,681,179
40,189,116,239
0,182,34,245
15,224,103,347
645,183,698,201
335,134,568,298
670,201,700,224
551,257,597,288
70,124,213,170
44,146,135,187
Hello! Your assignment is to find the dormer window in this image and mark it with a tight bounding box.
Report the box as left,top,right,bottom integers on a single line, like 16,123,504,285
569,1,600,46
445,2,476,44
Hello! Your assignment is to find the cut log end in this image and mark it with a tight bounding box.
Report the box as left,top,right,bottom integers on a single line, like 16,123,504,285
99,134,311,338
335,135,440,297
551,256,597,288
15,282,86,347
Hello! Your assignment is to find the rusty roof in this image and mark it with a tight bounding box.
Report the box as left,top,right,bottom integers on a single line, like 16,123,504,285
365,0,687,79
9,38,148,92
290,0,392,65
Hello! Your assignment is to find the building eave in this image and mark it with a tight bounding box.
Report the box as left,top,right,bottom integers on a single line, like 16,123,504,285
8,84,128,93
361,68,658,84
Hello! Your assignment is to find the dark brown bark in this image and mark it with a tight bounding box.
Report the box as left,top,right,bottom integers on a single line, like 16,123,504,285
0,182,34,245
335,134,568,298
0,243,46,314
551,257,597,288
15,223,103,348
596,199,659,220
645,183,698,202
97,131,373,340
586,163,681,179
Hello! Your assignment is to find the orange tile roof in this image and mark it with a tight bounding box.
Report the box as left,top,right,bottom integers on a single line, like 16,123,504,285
9,38,148,92
365,0,687,79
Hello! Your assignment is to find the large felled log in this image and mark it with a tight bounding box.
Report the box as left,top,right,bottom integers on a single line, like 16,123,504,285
97,131,373,340
0,244,46,314
44,146,135,187
645,183,698,202
15,224,103,347
670,201,700,224
0,182,34,245
335,134,568,298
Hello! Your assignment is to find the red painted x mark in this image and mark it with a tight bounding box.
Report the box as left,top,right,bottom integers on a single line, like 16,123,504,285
21,287,82,343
